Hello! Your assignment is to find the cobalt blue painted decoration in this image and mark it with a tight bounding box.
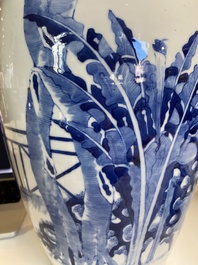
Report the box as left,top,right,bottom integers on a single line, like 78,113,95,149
23,1,198,264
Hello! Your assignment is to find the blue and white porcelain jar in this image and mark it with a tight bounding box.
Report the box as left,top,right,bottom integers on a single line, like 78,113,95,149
0,1,198,264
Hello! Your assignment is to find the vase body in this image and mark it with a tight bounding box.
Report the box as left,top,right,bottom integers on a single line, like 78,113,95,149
0,1,198,265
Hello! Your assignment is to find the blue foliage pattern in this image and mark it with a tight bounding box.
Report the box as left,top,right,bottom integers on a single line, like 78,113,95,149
24,1,198,264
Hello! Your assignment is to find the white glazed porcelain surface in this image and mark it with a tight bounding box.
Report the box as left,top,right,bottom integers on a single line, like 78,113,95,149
0,1,198,265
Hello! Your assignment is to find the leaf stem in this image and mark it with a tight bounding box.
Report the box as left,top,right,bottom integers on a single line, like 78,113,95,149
176,33,198,84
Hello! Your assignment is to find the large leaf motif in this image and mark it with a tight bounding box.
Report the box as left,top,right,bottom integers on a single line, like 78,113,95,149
50,69,126,151
28,71,54,156
26,88,84,264
182,31,198,71
24,5,198,265
145,175,178,263
28,64,137,265
179,65,198,109
24,14,94,65
165,52,183,91
87,28,119,71
25,12,145,154
70,140,115,265
31,68,111,160
28,68,118,264
87,62,124,106
24,13,84,68
144,134,172,216
24,0,77,20
136,60,198,265
108,10,138,63
25,12,137,151
116,63,141,108
165,31,198,87
163,89,184,134
162,32,198,131
177,140,197,165
30,68,135,204
128,163,141,248
165,65,198,134
105,127,135,164
134,98,156,145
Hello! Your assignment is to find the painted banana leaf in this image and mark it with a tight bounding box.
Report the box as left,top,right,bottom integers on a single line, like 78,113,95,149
24,3,198,265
